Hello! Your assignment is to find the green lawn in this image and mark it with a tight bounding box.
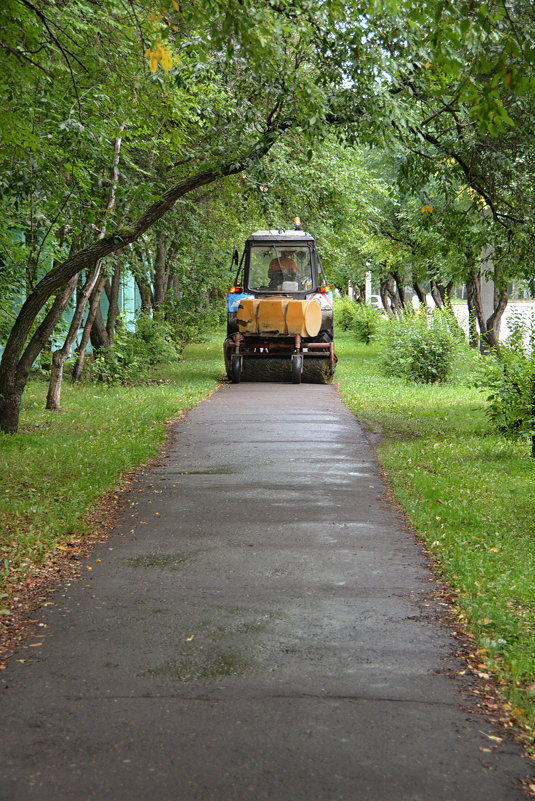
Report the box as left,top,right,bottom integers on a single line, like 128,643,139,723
336,332,535,749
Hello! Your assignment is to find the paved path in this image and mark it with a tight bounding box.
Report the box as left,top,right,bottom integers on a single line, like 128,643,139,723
0,383,531,800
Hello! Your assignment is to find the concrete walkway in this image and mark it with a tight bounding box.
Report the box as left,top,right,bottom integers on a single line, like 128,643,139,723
0,383,531,800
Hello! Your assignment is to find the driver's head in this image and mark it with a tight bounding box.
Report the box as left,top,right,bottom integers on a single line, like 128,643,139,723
268,255,297,277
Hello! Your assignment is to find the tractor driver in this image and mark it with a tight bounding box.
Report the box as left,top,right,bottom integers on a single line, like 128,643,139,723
267,252,297,289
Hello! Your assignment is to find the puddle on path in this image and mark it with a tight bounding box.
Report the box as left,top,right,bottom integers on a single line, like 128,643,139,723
141,648,250,682
127,550,204,571
163,466,237,476
138,609,273,682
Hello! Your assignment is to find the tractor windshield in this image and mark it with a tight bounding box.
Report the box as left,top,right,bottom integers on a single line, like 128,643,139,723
248,244,314,293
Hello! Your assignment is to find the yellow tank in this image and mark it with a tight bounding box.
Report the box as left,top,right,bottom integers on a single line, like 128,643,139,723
237,298,322,337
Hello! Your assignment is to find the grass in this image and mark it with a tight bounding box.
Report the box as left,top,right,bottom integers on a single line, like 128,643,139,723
0,332,224,606
335,331,535,749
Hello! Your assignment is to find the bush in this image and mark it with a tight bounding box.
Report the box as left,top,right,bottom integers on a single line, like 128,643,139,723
163,296,226,352
334,296,385,344
380,310,456,383
476,313,535,451
334,296,359,331
92,315,181,383
353,303,385,344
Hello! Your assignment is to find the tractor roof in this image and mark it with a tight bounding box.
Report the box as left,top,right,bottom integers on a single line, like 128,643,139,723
247,230,315,242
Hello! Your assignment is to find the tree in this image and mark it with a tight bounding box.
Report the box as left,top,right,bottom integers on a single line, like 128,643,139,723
376,0,535,326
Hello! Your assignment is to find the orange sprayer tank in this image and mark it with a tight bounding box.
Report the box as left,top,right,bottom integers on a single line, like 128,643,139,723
236,297,322,338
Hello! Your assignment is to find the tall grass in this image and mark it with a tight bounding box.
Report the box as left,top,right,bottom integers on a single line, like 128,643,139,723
336,332,535,748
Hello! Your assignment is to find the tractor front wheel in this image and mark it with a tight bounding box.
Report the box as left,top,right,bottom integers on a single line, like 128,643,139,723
231,353,242,384
291,354,303,384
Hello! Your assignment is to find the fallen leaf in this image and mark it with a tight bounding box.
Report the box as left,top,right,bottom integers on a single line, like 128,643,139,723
186,635,195,642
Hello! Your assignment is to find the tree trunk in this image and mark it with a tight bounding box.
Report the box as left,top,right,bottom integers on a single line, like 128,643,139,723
379,278,394,317
135,275,153,313
392,270,406,309
153,233,170,312
106,260,122,342
90,304,110,352
483,284,510,353
465,259,509,354
429,279,445,309
465,288,480,349
133,246,153,313
471,268,488,352
466,263,484,349
0,276,78,433
169,274,180,302
0,390,22,436
46,265,101,409
46,349,67,411
413,280,427,308
353,283,365,304
380,274,401,317
72,271,108,381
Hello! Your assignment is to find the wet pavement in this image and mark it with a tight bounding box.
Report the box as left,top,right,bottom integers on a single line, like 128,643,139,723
0,382,531,800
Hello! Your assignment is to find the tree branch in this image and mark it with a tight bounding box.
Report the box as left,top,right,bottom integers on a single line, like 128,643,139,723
0,40,51,74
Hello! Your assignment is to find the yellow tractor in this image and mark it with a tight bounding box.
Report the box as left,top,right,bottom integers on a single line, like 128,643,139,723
224,220,336,383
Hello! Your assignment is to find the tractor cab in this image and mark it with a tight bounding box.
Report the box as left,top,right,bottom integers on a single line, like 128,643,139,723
243,232,316,295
